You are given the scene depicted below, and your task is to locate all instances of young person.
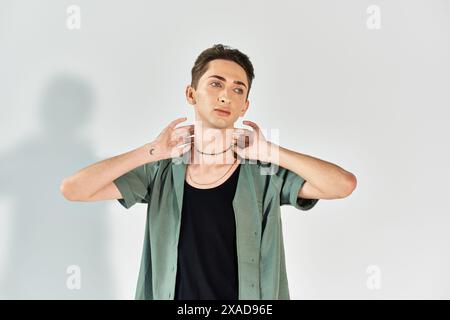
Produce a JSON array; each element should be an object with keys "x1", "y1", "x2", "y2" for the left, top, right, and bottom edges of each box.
[{"x1": 60, "y1": 44, "x2": 357, "y2": 300}]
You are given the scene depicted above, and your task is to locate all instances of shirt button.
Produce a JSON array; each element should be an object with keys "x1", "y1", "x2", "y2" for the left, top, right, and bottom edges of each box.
[
  {"x1": 251, "y1": 283, "x2": 255, "y2": 288},
  {"x1": 172, "y1": 265, "x2": 175, "y2": 271},
  {"x1": 251, "y1": 258, "x2": 254, "y2": 262},
  {"x1": 254, "y1": 231, "x2": 257, "y2": 236},
  {"x1": 169, "y1": 293, "x2": 172, "y2": 298}
]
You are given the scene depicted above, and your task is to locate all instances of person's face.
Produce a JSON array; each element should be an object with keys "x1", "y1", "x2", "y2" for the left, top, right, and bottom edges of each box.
[{"x1": 186, "y1": 59, "x2": 250, "y2": 129}]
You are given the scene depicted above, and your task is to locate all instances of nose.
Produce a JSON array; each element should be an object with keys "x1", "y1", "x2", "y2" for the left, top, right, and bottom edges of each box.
[{"x1": 218, "y1": 96, "x2": 230, "y2": 104}]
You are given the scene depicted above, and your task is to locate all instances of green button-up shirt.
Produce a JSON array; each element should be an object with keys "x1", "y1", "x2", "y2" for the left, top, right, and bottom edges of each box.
[{"x1": 113, "y1": 155, "x2": 319, "y2": 300}]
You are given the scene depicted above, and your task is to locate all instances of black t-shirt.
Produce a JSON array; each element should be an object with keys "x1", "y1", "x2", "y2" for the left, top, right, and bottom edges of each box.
[{"x1": 174, "y1": 164, "x2": 241, "y2": 300}]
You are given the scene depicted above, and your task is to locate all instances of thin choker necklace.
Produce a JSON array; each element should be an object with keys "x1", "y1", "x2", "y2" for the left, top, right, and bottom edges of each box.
[{"x1": 194, "y1": 142, "x2": 234, "y2": 155}]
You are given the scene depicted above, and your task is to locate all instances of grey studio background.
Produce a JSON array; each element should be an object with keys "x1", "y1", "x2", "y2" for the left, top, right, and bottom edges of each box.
[{"x1": 0, "y1": 0, "x2": 449, "y2": 299}]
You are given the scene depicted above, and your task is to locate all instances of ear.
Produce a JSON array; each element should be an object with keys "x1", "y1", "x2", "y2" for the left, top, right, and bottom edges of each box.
[
  {"x1": 185, "y1": 85, "x2": 196, "y2": 105},
  {"x1": 239, "y1": 100, "x2": 250, "y2": 116}
]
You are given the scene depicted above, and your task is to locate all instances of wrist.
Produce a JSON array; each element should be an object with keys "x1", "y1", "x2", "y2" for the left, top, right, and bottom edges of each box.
[
  {"x1": 139, "y1": 142, "x2": 161, "y2": 163},
  {"x1": 261, "y1": 142, "x2": 281, "y2": 165}
]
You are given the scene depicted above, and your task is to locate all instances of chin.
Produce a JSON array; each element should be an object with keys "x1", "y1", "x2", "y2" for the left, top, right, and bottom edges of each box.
[
  {"x1": 211, "y1": 122, "x2": 228, "y2": 129},
  {"x1": 215, "y1": 117, "x2": 236, "y2": 126}
]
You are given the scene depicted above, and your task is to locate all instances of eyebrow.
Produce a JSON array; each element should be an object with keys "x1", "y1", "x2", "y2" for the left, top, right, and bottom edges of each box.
[{"x1": 207, "y1": 75, "x2": 247, "y2": 89}]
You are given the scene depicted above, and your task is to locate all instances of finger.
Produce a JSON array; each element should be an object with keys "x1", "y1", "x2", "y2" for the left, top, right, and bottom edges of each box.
[
  {"x1": 175, "y1": 141, "x2": 194, "y2": 151},
  {"x1": 175, "y1": 135, "x2": 194, "y2": 147},
  {"x1": 179, "y1": 143, "x2": 192, "y2": 156},
  {"x1": 171, "y1": 131, "x2": 186, "y2": 141},
  {"x1": 172, "y1": 131, "x2": 194, "y2": 142},
  {"x1": 231, "y1": 144, "x2": 243, "y2": 158},
  {"x1": 232, "y1": 132, "x2": 251, "y2": 146},
  {"x1": 170, "y1": 134, "x2": 185, "y2": 147},
  {"x1": 176, "y1": 143, "x2": 193, "y2": 158},
  {"x1": 243, "y1": 120, "x2": 260, "y2": 131},
  {"x1": 173, "y1": 135, "x2": 186, "y2": 146},
  {"x1": 169, "y1": 117, "x2": 188, "y2": 129},
  {"x1": 234, "y1": 133, "x2": 250, "y2": 145},
  {"x1": 174, "y1": 124, "x2": 194, "y2": 132},
  {"x1": 232, "y1": 128, "x2": 245, "y2": 135},
  {"x1": 173, "y1": 125, "x2": 194, "y2": 136},
  {"x1": 171, "y1": 142, "x2": 188, "y2": 158},
  {"x1": 172, "y1": 126, "x2": 193, "y2": 137},
  {"x1": 232, "y1": 128, "x2": 252, "y2": 136},
  {"x1": 245, "y1": 135, "x2": 251, "y2": 146},
  {"x1": 232, "y1": 134, "x2": 245, "y2": 145},
  {"x1": 234, "y1": 137, "x2": 246, "y2": 148}
]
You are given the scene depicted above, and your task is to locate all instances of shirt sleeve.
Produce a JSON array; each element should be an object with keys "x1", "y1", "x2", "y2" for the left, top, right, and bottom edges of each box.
[
  {"x1": 275, "y1": 164, "x2": 319, "y2": 211},
  {"x1": 113, "y1": 160, "x2": 161, "y2": 209}
]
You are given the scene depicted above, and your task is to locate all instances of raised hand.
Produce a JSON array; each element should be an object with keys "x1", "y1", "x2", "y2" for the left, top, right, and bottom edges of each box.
[
  {"x1": 150, "y1": 117, "x2": 194, "y2": 160},
  {"x1": 231, "y1": 120, "x2": 276, "y2": 163}
]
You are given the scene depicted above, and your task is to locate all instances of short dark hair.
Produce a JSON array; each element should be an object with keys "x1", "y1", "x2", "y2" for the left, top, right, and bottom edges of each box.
[{"x1": 190, "y1": 44, "x2": 255, "y2": 100}]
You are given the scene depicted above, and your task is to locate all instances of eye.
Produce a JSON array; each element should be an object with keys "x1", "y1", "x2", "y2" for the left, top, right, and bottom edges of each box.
[{"x1": 211, "y1": 81, "x2": 244, "y2": 94}]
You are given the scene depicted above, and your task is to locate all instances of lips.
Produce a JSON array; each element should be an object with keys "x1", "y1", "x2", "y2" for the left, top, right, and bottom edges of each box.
[{"x1": 214, "y1": 108, "x2": 231, "y2": 115}]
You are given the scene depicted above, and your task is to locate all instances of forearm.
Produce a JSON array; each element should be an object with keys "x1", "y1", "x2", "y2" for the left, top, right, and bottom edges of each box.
[
  {"x1": 60, "y1": 142, "x2": 158, "y2": 200},
  {"x1": 269, "y1": 142, "x2": 356, "y2": 197}
]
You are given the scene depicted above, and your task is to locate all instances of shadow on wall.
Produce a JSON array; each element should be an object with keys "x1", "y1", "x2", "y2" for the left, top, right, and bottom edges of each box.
[{"x1": 0, "y1": 73, "x2": 116, "y2": 299}]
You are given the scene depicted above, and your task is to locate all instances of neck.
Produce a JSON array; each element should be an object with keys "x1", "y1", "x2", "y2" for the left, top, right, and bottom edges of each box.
[{"x1": 190, "y1": 124, "x2": 236, "y2": 166}]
